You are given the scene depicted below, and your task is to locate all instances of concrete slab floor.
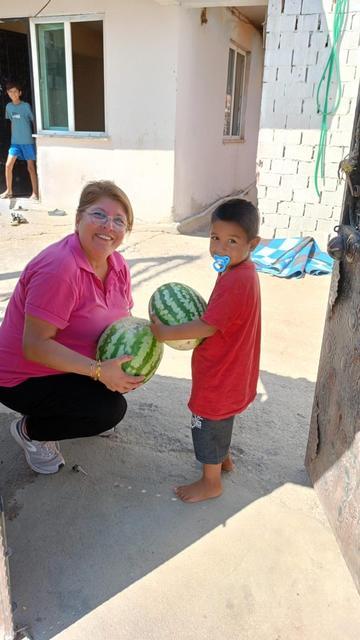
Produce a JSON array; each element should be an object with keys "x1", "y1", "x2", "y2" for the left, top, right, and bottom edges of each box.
[{"x1": 0, "y1": 209, "x2": 359, "y2": 639}]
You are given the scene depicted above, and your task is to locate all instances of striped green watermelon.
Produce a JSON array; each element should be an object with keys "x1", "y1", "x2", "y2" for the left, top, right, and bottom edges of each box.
[
  {"x1": 149, "y1": 282, "x2": 207, "y2": 351},
  {"x1": 96, "y1": 317, "x2": 164, "y2": 383}
]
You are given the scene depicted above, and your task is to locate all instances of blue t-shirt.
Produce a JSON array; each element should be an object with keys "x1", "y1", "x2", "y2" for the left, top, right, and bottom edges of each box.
[{"x1": 5, "y1": 101, "x2": 34, "y2": 145}]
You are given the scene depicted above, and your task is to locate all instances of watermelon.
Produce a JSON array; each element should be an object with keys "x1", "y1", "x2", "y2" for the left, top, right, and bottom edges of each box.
[
  {"x1": 96, "y1": 317, "x2": 164, "y2": 383},
  {"x1": 149, "y1": 282, "x2": 207, "y2": 351}
]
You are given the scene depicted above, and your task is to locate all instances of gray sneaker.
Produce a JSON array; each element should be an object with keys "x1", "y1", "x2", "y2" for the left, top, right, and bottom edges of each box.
[{"x1": 10, "y1": 418, "x2": 65, "y2": 474}]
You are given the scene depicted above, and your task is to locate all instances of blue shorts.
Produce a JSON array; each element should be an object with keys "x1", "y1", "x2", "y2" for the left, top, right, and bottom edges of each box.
[{"x1": 9, "y1": 144, "x2": 36, "y2": 161}]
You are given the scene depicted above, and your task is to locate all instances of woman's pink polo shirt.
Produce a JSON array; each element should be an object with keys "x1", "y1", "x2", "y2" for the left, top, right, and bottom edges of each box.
[{"x1": 0, "y1": 233, "x2": 133, "y2": 386}]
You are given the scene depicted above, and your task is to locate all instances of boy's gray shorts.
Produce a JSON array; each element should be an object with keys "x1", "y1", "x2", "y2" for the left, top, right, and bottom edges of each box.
[{"x1": 191, "y1": 414, "x2": 234, "y2": 464}]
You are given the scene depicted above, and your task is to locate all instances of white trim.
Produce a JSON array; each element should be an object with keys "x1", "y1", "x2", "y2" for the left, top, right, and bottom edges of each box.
[
  {"x1": 223, "y1": 44, "x2": 247, "y2": 140},
  {"x1": 29, "y1": 15, "x2": 105, "y2": 134},
  {"x1": 64, "y1": 21, "x2": 75, "y2": 131},
  {"x1": 29, "y1": 20, "x2": 42, "y2": 130},
  {"x1": 32, "y1": 14, "x2": 104, "y2": 24}
]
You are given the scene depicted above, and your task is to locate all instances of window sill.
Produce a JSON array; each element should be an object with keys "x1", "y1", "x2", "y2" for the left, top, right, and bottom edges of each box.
[
  {"x1": 34, "y1": 131, "x2": 110, "y2": 140},
  {"x1": 223, "y1": 137, "x2": 246, "y2": 144}
]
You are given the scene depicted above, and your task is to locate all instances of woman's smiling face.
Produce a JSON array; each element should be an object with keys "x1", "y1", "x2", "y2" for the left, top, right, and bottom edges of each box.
[{"x1": 76, "y1": 196, "x2": 128, "y2": 266}]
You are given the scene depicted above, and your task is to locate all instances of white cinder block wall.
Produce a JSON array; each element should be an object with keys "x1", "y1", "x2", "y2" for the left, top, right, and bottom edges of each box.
[{"x1": 257, "y1": 0, "x2": 360, "y2": 246}]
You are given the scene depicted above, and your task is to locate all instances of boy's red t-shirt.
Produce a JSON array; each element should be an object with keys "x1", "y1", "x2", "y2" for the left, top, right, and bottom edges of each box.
[{"x1": 188, "y1": 260, "x2": 261, "y2": 420}]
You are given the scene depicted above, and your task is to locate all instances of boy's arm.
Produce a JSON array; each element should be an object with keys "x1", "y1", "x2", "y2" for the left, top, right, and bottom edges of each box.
[{"x1": 150, "y1": 315, "x2": 216, "y2": 342}]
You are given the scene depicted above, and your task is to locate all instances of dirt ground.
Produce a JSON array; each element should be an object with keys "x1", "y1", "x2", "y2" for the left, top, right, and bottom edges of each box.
[{"x1": 0, "y1": 201, "x2": 359, "y2": 640}]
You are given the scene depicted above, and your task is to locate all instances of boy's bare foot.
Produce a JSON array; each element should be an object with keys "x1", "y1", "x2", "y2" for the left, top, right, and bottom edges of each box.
[
  {"x1": 174, "y1": 477, "x2": 223, "y2": 503},
  {"x1": 0, "y1": 191, "x2": 13, "y2": 199},
  {"x1": 29, "y1": 193, "x2": 38, "y2": 200},
  {"x1": 221, "y1": 454, "x2": 235, "y2": 473}
]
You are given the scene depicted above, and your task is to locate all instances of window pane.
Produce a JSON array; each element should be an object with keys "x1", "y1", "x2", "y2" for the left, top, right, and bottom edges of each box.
[
  {"x1": 36, "y1": 23, "x2": 68, "y2": 130},
  {"x1": 231, "y1": 52, "x2": 245, "y2": 137},
  {"x1": 71, "y1": 21, "x2": 105, "y2": 132},
  {"x1": 223, "y1": 48, "x2": 235, "y2": 136}
]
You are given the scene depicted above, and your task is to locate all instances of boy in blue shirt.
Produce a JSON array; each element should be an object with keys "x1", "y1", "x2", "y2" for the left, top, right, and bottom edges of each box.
[{"x1": 0, "y1": 80, "x2": 38, "y2": 200}]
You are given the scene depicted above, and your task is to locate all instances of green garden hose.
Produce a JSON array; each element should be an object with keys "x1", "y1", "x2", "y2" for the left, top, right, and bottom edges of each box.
[{"x1": 314, "y1": 0, "x2": 349, "y2": 197}]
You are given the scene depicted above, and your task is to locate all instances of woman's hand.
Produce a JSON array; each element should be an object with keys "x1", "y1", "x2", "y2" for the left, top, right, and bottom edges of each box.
[{"x1": 99, "y1": 356, "x2": 145, "y2": 393}]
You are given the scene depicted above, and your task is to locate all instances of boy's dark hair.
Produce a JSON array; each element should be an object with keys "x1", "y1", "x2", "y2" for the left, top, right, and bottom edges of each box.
[
  {"x1": 211, "y1": 198, "x2": 260, "y2": 240},
  {"x1": 5, "y1": 80, "x2": 22, "y2": 92}
]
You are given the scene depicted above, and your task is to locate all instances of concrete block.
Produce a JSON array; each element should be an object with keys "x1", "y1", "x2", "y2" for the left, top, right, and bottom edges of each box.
[
  {"x1": 283, "y1": 80, "x2": 315, "y2": 99},
  {"x1": 325, "y1": 146, "x2": 345, "y2": 163},
  {"x1": 263, "y1": 67, "x2": 278, "y2": 83},
  {"x1": 277, "y1": 201, "x2": 305, "y2": 216},
  {"x1": 319, "y1": 177, "x2": 340, "y2": 192},
  {"x1": 329, "y1": 130, "x2": 351, "y2": 147},
  {"x1": 265, "y1": 31, "x2": 281, "y2": 50},
  {"x1": 291, "y1": 66, "x2": 308, "y2": 83},
  {"x1": 293, "y1": 47, "x2": 318, "y2": 66},
  {"x1": 258, "y1": 128, "x2": 275, "y2": 144},
  {"x1": 301, "y1": 130, "x2": 320, "y2": 146},
  {"x1": 285, "y1": 145, "x2": 314, "y2": 161},
  {"x1": 336, "y1": 98, "x2": 352, "y2": 116},
  {"x1": 301, "y1": 97, "x2": 318, "y2": 115},
  {"x1": 257, "y1": 158, "x2": 272, "y2": 172},
  {"x1": 341, "y1": 65, "x2": 357, "y2": 81},
  {"x1": 267, "y1": 186, "x2": 293, "y2": 201},
  {"x1": 257, "y1": 185, "x2": 267, "y2": 199},
  {"x1": 260, "y1": 110, "x2": 288, "y2": 128},
  {"x1": 279, "y1": 31, "x2": 309, "y2": 50},
  {"x1": 281, "y1": 173, "x2": 309, "y2": 189},
  {"x1": 262, "y1": 81, "x2": 286, "y2": 100},
  {"x1": 316, "y1": 48, "x2": 332, "y2": 68},
  {"x1": 321, "y1": 188, "x2": 345, "y2": 205},
  {"x1": 306, "y1": 64, "x2": 325, "y2": 84},
  {"x1": 297, "y1": 161, "x2": 316, "y2": 177},
  {"x1": 261, "y1": 213, "x2": 279, "y2": 226},
  {"x1": 284, "y1": 0, "x2": 303, "y2": 14},
  {"x1": 276, "y1": 67, "x2": 297, "y2": 83},
  {"x1": 267, "y1": 0, "x2": 282, "y2": 16},
  {"x1": 302, "y1": 0, "x2": 324, "y2": 13},
  {"x1": 332, "y1": 204, "x2": 343, "y2": 224},
  {"x1": 301, "y1": 216, "x2": 317, "y2": 231},
  {"x1": 259, "y1": 224, "x2": 276, "y2": 239},
  {"x1": 258, "y1": 142, "x2": 285, "y2": 159},
  {"x1": 286, "y1": 113, "x2": 311, "y2": 128},
  {"x1": 271, "y1": 158, "x2": 298, "y2": 174},
  {"x1": 258, "y1": 199, "x2": 281, "y2": 214},
  {"x1": 275, "y1": 214, "x2": 291, "y2": 227},
  {"x1": 266, "y1": 14, "x2": 298, "y2": 32},
  {"x1": 350, "y1": 11, "x2": 360, "y2": 30},
  {"x1": 264, "y1": 48, "x2": 293, "y2": 67},
  {"x1": 311, "y1": 230, "x2": 332, "y2": 248},
  {"x1": 258, "y1": 173, "x2": 281, "y2": 187},
  {"x1": 297, "y1": 14, "x2": 322, "y2": 31},
  {"x1": 316, "y1": 218, "x2": 335, "y2": 232},
  {"x1": 346, "y1": 49, "x2": 360, "y2": 65},
  {"x1": 273, "y1": 129, "x2": 302, "y2": 144},
  {"x1": 293, "y1": 187, "x2": 320, "y2": 203},
  {"x1": 342, "y1": 80, "x2": 360, "y2": 98},
  {"x1": 341, "y1": 30, "x2": 360, "y2": 50},
  {"x1": 274, "y1": 227, "x2": 292, "y2": 238},
  {"x1": 309, "y1": 31, "x2": 329, "y2": 50},
  {"x1": 304, "y1": 203, "x2": 334, "y2": 220},
  {"x1": 324, "y1": 162, "x2": 343, "y2": 179}
]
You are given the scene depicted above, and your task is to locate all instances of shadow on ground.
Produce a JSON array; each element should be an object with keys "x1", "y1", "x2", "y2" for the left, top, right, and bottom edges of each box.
[{"x1": 0, "y1": 369, "x2": 313, "y2": 639}]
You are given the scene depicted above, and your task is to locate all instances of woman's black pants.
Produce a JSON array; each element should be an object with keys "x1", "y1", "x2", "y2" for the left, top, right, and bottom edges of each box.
[{"x1": 0, "y1": 374, "x2": 127, "y2": 441}]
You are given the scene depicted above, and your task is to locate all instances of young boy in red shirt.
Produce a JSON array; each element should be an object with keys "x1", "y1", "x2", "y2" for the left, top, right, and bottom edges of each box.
[{"x1": 150, "y1": 198, "x2": 261, "y2": 503}]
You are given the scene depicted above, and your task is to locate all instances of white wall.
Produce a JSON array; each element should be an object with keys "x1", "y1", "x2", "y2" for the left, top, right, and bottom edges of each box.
[
  {"x1": 173, "y1": 7, "x2": 264, "y2": 220},
  {"x1": 257, "y1": 0, "x2": 360, "y2": 246},
  {"x1": 1, "y1": 0, "x2": 179, "y2": 221}
]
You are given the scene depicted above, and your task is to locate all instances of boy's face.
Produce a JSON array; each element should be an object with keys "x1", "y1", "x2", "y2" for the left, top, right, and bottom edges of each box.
[
  {"x1": 210, "y1": 219, "x2": 260, "y2": 271},
  {"x1": 7, "y1": 87, "x2": 22, "y2": 103}
]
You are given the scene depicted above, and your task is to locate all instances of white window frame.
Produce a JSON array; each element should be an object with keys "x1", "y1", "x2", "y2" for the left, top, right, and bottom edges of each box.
[
  {"x1": 223, "y1": 44, "x2": 247, "y2": 141},
  {"x1": 30, "y1": 14, "x2": 106, "y2": 136}
]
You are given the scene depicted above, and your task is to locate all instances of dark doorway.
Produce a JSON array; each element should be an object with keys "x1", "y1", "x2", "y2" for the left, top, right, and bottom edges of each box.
[{"x1": 0, "y1": 19, "x2": 34, "y2": 197}]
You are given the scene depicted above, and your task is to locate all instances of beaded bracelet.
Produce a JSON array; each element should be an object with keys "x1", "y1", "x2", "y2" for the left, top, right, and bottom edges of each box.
[{"x1": 90, "y1": 359, "x2": 102, "y2": 381}]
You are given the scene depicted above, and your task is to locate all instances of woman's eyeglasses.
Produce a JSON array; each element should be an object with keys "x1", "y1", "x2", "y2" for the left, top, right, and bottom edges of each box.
[{"x1": 87, "y1": 211, "x2": 127, "y2": 230}]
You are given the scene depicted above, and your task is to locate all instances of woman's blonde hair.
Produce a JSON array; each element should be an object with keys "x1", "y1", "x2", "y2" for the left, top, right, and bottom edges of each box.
[{"x1": 76, "y1": 180, "x2": 134, "y2": 231}]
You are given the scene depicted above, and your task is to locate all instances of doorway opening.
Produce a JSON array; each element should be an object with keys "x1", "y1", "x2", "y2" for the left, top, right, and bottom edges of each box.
[{"x1": 0, "y1": 18, "x2": 35, "y2": 197}]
